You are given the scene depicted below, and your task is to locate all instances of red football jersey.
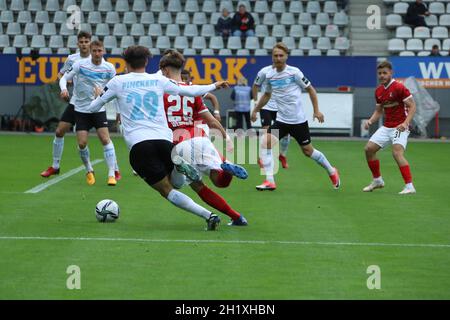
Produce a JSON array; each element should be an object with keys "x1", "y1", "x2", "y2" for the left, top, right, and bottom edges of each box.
[
  {"x1": 163, "y1": 82, "x2": 209, "y2": 144},
  {"x1": 375, "y1": 80, "x2": 412, "y2": 128}
]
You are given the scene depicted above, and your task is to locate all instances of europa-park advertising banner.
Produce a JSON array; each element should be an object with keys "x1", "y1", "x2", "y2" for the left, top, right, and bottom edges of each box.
[
  {"x1": 390, "y1": 56, "x2": 450, "y2": 89},
  {"x1": 0, "y1": 54, "x2": 377, "y2": 88}
]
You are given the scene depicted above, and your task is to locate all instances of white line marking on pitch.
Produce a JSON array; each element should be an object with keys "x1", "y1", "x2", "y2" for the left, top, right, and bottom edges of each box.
[
  {"x1": 24, "y1": 159, "x2": 104, "y2": 194},
  {"x1": 0, "y1": 236, "x2": 449, "y2": 249}
]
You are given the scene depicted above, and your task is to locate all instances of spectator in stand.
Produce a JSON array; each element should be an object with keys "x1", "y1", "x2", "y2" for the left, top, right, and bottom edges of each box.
[
  {"x1": 215, "y1": 8, "x2": 233, "y2": 41},
  {"x1": 232, "y1": 4, "x2": 255, "y2": 38},
  {"x1": 337, "y1": 0, "x2": 348, "y2": 11},
  {"x1": 231, "y1": 77, "x2": 253, "y2": 130},
  {"x1": 430, "y1": 44, "x2": 441, "y2": 56},
  {"x1": 405, "y1": 0, "x2": 430, "y2": 27}
]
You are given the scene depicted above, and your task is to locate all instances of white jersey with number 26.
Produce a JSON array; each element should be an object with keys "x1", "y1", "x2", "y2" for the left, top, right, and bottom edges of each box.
[{"x1": 88, "y1": 72, "x2": 217, "y2": 150}]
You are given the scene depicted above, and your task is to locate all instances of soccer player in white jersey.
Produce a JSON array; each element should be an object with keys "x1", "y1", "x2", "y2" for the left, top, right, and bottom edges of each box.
[
  {"x1": 59, "y1": 40, "x2": 120, "y2": 186},
  {"x1": 252, "y1": 65, "x2": 291, "y2": 169},
  {"x1": 40, "y1": 31, "x2": 94, "y2": 177},
  {"x1": 88, "y1": 45, "x2": 229, "y2": 230},
  {"x1": 251, "y1": 42, "x2": 340, "y2": 191}
]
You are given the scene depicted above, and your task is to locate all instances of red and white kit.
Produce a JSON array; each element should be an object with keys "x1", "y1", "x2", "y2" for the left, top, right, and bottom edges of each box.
[
  {"x1": 164, "y1": 82, "x2": 223, "y2": 181},
  {"x1": 370, "y1": 79, "x2": 412, "y2": 149}
]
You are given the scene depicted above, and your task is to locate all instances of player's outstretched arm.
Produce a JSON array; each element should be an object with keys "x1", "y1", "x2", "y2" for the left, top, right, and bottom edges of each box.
[
  {"x1": 397, "y1": 97, "x2": 416, "y2": 132},
  {"x1": 164, "y1": 80, "x2": 229, "y2": 97},
  {"x1": 251, "y1": 91, "x2": 271, "y2": 122},
  {"x1": 306, "y1": 85, "x2": 324, "y2": 123},
  {"x1": 88, "y1": 80, "x2": 118, "y2": 113},
  {"x1": 364, "y1": 104, "x2": 383, "y2": 130}
]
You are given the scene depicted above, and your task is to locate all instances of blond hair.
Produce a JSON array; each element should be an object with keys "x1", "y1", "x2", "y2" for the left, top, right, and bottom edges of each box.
[{"x1": 272, "y1": 42, "x2": 289, "y2": 55}]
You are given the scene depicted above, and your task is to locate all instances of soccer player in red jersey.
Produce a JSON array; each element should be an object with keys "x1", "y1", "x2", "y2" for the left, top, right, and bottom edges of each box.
[
  {"x1": 363, "y1": 61, "x2": 417, "y2": 194},
  {"x1": 160, "y1": 51, "x2": 248, "y2": 226}
]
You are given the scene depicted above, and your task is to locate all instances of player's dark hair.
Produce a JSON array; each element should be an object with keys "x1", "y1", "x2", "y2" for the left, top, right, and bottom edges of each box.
[
  {"x1": 377, "y1": 61, "x2": 392, "y2": 70},
  {"x1": 77, "y1": 30, "x2": 91, "y2": 40},
  {"x1": 123, "y1": 45, "x2": 151, "y2": 69},
  {"x1": 90, "y1": 40, "x2": 104, "y2": 48},
  {"x1": 181, "y1": 69, "x2": 191, "y2": 82},
  {"x1": 273, "y1": 42, "x2": 289, "y2": 55},
  {"x1": 159, "y1": 50, "x2": 185, "y2": 71},
  {"x1": 162, "y1": 49, "x2": 178, "y2": 56}
]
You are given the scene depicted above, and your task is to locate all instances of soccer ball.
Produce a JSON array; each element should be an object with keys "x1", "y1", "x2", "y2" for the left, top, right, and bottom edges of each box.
[{"x1": 95, "y1": 199, "x2": 120, "y2": 222}]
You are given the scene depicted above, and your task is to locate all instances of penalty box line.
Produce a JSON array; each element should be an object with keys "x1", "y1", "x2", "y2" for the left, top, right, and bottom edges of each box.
[
  {"x1": 0, "y1": 236, "x2": 449, "y2": 249},
  {"x1": 24, "y1": 159, "x2": 104, "y2": 194}
]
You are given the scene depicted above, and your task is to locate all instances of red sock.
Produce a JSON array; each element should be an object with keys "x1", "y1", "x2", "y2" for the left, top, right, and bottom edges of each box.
[
  {"x1": 212, "y1": 169, "x2": 232, "y2": 188},
  {"x1": 399, "y1": 165, "x2": 412, "y2": 184},
  {"x1": 198, "y1": 186, "x2": 241, "y2": 220},
  {"x1": 367, "y1": 159, "x2": 381, "y2": 178}
]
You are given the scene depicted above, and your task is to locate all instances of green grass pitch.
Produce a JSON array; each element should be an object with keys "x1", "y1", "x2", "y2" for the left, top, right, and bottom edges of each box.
[{"x1": 0, "y1": 134, "x2": 449, "y2": 299}]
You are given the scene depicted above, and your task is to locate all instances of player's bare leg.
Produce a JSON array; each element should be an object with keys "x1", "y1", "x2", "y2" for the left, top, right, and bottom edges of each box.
[
  {"x1": 77, "y1": 130, "x2": 95, "y2": 185},
  {"x1": 363, "y1": 141, "x2": 384, "y2": 192},
  {"x1": 392, "y1": 144, "x2": 415, "y2": 194},
  {"x1": 301, "y1": 143, "x2": 340, "y2": 189},
  {"x1": 151, "y1": 176, "x2": 220, "y2": 230},
  {"x1": 40, "y1": 121, "x2": 72, "y2": 177},
  {"x1": 97, "y1": 127, "x2": 119, "y2": 186},
  {"x1": 256, "y1": 132, "x2": 277, "y2": 191},
  {"x1": 190, "y1": 181, "x2": 247, "y2": 226}
]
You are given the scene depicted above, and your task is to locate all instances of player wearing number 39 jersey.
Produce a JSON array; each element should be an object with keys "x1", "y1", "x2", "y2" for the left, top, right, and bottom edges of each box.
[
  {"x1": 363, "y1": 60, "x2": 417, "y2": 195},
  {"x1": 159, "y1": 50, "x2": 248, "y2": 226},
  {"x1": 89, "y1": 45, "x2": 230, "y2": 231}
]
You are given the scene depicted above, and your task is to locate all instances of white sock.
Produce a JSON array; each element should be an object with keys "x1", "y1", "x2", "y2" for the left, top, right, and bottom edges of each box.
[
  {"x1": 52, "y1": 137, "x2": 64, "y2": 169},
  {"x1": 311, "y1": 149, "x2": 334, "y2": 175},
  {"x1": 103, "y1": 141, "x2": 116, "y2": 177},
  {"x1": 406, "y1": 182, "x2": 414, "y2": 189},
  {"x1": 167, "y1": 189, "x2": 211, "y2": 220},
  {"x1": 280, "y1": 135, "x2": 290, "y2": 157},
  {"x1": 259, "y1": 147, "x2": 275, "y2": 183},
  {"x1": 79, "y1": 146, "x2": 93, "y2": 172},
  {"x1": 374, "y1": 176, "x2": 384, "y2": 183}
]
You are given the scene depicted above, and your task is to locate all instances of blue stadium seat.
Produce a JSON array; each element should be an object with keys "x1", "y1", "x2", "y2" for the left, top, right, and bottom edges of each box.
[
  {"x1": 24, "y1": 23, "x2": 39, "y2": 36},
  {"x1": 130, "y1": 24, "x2": 145, "y2": 37},
  {"x1": 138, "y1": 36, "x2": 153, "y2": 48},
  {"x1": 28, "y1": 0, "x2": 42, "y2": 12},
  {"x1": 17, "y1": 11, "x2": 32, "y2": 24}
]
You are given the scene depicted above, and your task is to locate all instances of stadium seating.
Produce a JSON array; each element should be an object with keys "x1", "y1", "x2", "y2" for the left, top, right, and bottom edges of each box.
[
  {"x1": 0, "y1": 0, "x2": 351, "y2": 56},
  {"x1": 385, "y1": 0, "x2": 450, "y2": 56}
]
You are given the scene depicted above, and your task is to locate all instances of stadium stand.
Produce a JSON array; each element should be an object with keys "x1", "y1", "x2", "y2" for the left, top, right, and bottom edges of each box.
[
  {"x1": 385, "y1": 0, "x2": 450, "y2": 56},
  {"x1": 0, "y1": 0, "x2": 351, "y2": 56}
]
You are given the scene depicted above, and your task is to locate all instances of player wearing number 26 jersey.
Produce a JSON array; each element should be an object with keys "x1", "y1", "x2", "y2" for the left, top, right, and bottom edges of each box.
[
  {"x1": 159, "y1": 51, "x2": 248, "y2": 226},
  {"x1": 363, "y1": 60, "x2": 417, "y2": 195}
]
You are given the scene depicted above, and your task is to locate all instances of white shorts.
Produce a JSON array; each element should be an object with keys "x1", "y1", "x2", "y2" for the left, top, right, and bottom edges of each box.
[
  {"x1": 170, "y1": 137, "x2": 223, "y2": 187},
  {"x1": 369, "y1": 126, "x2": 410, "y2": 150}
]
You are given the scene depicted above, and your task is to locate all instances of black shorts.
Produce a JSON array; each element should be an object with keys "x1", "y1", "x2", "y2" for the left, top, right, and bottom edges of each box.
[
  {"x1": 260, "y1": 109, "x2": 277, "y2": 127},
  {"x1": 60, "y1": 104, "x2": 76, "y2": 125},
  {"x1": 129, "y1": 140, "x2": 175, "y2": 186},
  {"x1": 268, "y1": 121, "x2": 312, "y2": 146},
  {"x1": 75, "y1": 111, "x2": 108, "y2": 131}
]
